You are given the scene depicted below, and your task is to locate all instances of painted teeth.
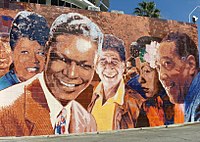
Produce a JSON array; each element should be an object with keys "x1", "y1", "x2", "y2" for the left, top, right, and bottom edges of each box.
[
  {"x1": 104, "y1": 75, "x2": 114, "y2": 78},
  {"x1": 60, "y1": 81, "x2": 75, "y2": 87},
  {"x1": 27, "y1": 68, "x2": 37, "y2": 72},
  {"x1": 0, "y1": 59, "x2": 6, "y2": 61}
]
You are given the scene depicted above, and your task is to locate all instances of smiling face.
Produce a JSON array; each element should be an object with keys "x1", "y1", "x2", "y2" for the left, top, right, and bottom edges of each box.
[
  {"x1": 45, "y1": 34, "x2": 97, "y2": 103},
  {"x1": 156, "y1": 41, "x2": 195, "y2": 104},
  {"x1": 0, "y1": 38, "x2": 12, "y2": 72},
  {"x1": 139, "y1": 62, "x2": 160, "y2": 98},
  {"x1": 13, "y1": 37, "x2": 46, "y2": 81},
  {"x1": 96, "y1": 50, "x2": 125, "y2": 88}
]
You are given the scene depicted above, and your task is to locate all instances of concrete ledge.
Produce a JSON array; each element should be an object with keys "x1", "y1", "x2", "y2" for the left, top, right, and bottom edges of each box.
[{"x1": 0, "y1": 121, "x2": 199, "y2": 142}]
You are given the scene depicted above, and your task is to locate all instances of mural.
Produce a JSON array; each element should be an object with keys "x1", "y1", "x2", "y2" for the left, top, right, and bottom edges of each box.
[
  {"x1": 0, "y1": 2, "x2": 199, "y2": 137},
  {"x1": 0, "y1": 11, "x2": 49, "y2": 90},
  {"x1": 156, "y1": 32, "x2": 200, "y2": 122},
  {"x1": 0, "y1": 15, "x2": 13, "y2": 78},
  {"x1": 88, "y1": 34, "x2": 144, "y2": 130}
]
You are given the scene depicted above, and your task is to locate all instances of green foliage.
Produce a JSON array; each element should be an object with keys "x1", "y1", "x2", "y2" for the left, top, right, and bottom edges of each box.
[{"x1": 133, "y1": 1, "x2": 161, "y2": 18}]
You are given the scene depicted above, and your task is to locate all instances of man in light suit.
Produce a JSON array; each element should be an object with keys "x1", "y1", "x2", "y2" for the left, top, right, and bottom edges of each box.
[{"x1": 0, "y1": 12, "x2": 103, "y2": 136}]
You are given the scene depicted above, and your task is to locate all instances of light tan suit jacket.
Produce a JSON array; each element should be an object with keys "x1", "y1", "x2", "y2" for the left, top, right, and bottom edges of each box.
[{"x1": 0, "y1": 77, "x2": 96, "y2": 136}]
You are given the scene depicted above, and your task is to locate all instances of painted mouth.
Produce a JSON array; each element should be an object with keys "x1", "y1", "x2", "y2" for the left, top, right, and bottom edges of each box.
[
  {"x1": 0, "y1": 58, "x2": 9, "y2": 64},
  {"x1": 26, "y1": 67, "x2": 39, "y2": 73},
  {"x1": 60, "y1": 80, "x2": 82, "y2": 87},
  {"x1": 0, "y1": 58, "x2": 7, "y2": 62},
  {"x1": 141, "y1": 87, "x2": 149, "y2": 93},
  {"x1": 104, "y1": 74, "x2": 116, "y2": 79}
]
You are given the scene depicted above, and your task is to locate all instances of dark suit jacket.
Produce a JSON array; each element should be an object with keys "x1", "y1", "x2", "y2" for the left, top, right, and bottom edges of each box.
[{"x1": 0, "y1": 78, "x2": 96, "y2": 136}]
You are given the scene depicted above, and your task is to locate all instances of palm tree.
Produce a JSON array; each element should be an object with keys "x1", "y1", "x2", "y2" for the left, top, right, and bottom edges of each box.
[{"x1": 133, "y1": 1, "x2": 160, "y2": 18}]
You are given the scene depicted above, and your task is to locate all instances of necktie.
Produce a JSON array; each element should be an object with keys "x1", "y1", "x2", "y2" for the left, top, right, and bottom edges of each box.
[{"x1": 55, "y1": 108, "x2": 68, "y2": 134}]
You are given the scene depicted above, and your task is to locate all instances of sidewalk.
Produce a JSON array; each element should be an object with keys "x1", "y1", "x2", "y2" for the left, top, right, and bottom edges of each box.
[{"x1": 0, "y1": 122, "x2": 200, "y2": 142}]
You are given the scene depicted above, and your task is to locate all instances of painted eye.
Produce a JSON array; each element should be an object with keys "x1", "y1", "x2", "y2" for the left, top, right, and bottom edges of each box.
[
  {"x1": 164, "y1": 61, "x2": 172, "y2": 67},
  {"x1": 37, "y1": 52, "x2": 45, "y2": 56},
  {"x1": 61, "y1": 57, "x2": 67, "y2": 62},
  {"x1": 60, "y1": 57, "x2": 71, "y2": 64},
  {"x1": 80, "y1": 63, "x2": 92, "y2": 70},
  {"x1": 145, "y1": 70, "x2": 150, "y2": 73},
  {"x1": 112, "y1": 61, "x2": 118, "y2": 65},
  {"x1": 100, "y1": 60, "x2": 106, "y2": 65},
  {"x1": 161, "y1": 59, "x2": 174, "y2": 70},
  {"x1": 21, "y1": 51, "x2": 29, "y2": 54},
  {"x1": 143, "y1": 69, "x2": 151, "y2": 74}
]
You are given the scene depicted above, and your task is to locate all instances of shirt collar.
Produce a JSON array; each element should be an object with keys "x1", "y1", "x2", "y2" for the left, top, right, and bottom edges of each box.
[
  {"x1": 38, "y1": 72, "x2": 72, "y2": 129},
  {"x1": 10, "y1": 69, "x2": 21, "y2": 83},
  {"x1": 94, "y1": 79, "x2": 125, "y2": 105}
]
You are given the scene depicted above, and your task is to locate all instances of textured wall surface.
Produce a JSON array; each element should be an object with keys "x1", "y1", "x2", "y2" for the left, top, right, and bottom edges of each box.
[{"x1": 0, "y1": 2, "x2": 199, "y2": 137}]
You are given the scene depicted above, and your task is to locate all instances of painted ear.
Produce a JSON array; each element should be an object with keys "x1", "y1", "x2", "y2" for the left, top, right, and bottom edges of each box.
[{"x1": 186, "y1": 55, "x2": 197, "y2": 75}]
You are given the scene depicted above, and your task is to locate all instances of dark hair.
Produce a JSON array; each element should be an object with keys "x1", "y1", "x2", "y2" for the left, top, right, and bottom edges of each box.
[
  {"x1": 130, "y1": 36, "x2": 162, "y2": 58},
  {"x1": 10, "y1": 11, "x2": 50, "y2": 51},
  {"x1": 162, "y1": 32, "x2": 199, "y2": 68},
  {"x1": 102, "y1": 34, "x2": 126, "y2": 61}
]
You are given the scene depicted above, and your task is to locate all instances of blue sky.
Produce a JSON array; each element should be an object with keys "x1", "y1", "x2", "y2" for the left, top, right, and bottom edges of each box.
[
  {"x1": 109, "y1": 0, "x2": 200, "y2": 23},
  {"x1": 109, "y1": 0, "x2": 200, "y2": 46}
]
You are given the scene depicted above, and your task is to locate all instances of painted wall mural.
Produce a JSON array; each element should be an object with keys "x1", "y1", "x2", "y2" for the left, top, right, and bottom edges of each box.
[{"x1": 0, "y1": 2, "x2": 199, "y2": 137}]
